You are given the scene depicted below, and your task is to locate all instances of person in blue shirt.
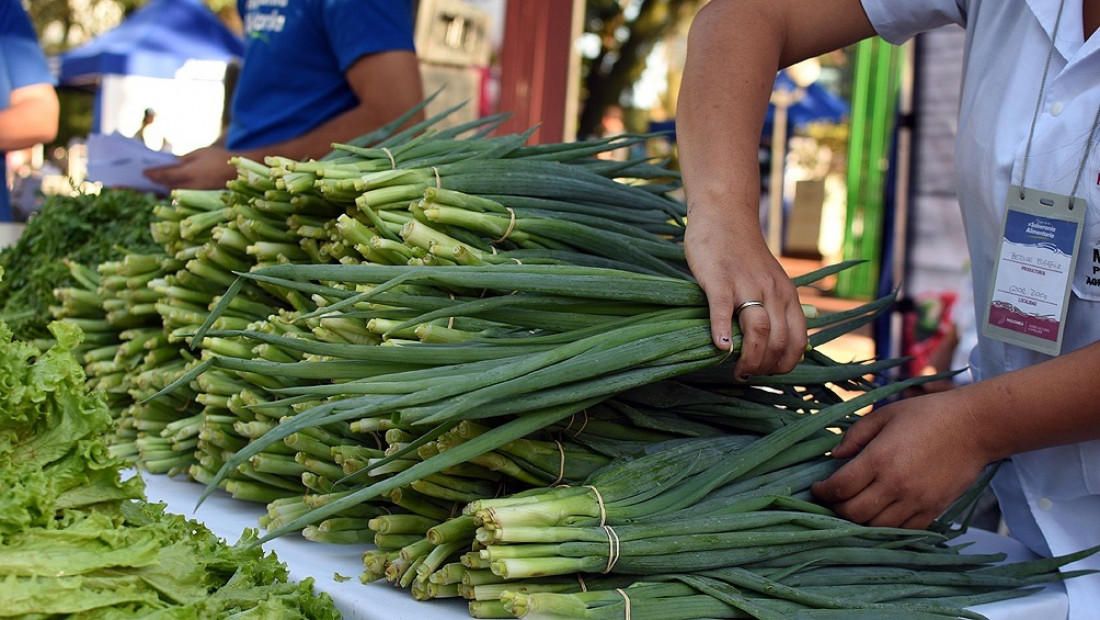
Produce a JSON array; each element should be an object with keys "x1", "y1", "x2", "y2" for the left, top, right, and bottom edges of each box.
[
  {"x1": 0, "y1": 0, "x2": 59, "y2": 221},
  {"x1": 146, "y1": 0, "x2": 423, "y2": 190}
]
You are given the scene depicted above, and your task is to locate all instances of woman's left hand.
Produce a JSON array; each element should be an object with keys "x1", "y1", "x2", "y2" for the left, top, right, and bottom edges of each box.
[{"x1": 811, "y1": 391, "x2": 992, "y2": 529}]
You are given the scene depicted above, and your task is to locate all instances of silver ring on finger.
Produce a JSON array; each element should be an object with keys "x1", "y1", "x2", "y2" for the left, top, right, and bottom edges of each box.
[{"x1": 733, "y1": 300, "x2": 765, "y2": 321}]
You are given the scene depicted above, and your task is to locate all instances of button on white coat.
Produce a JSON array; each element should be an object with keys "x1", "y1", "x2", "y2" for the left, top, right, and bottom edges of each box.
[
  {"x1": 1050, "y1": 101, "x2": 1064, "y2": 116},
  {"x1": 1038, "y1": 497, "x2": 1054, "y2": 511}
]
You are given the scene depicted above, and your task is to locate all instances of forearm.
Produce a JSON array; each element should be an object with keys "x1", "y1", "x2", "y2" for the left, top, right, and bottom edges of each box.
[
  {"x1": 677, "y1": 0, "x2": 873, "y2": 225},
  {"x1": 678, "y1": 1, "x2": 781, "y2": 227},
  {"x1": 0, "y1": 85, "x2": 59, "y2": 151},
  {"x1": 234, "y1": 104, "x2": 390, "y2": 164},
  {"x1": 957, "y1": 341, "x2": 1100, "y2": 462}
]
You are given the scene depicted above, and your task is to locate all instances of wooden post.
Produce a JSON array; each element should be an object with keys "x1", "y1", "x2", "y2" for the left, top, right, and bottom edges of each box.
[{"x1": 495, "y1": 0, "x2": 582, "y2": 143}]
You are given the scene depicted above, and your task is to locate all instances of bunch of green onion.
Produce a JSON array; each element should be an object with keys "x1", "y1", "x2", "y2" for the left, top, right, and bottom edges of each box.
[
  {"x1": 48, "y1": 96, "x2": 1091, "y2": 618},
  {"x1": 128, "y1": 101, "x2": 690, "y2": 510}
]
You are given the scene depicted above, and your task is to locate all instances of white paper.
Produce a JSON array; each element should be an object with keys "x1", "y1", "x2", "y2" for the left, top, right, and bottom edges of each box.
[{"x1": 85, "y1": 132, "x2": 179, "y2": 194}]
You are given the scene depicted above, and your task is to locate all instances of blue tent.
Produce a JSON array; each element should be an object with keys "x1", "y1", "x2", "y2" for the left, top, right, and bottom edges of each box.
[
  {"x1": 763, "y1": 70, "x2": 849, "y2": 133},
  {"x1": 647, "y1": 70, "x2": 848, "y2": 142},
  {"x1": 58, "y1": 0, "x2": 242, "y2": 86}
]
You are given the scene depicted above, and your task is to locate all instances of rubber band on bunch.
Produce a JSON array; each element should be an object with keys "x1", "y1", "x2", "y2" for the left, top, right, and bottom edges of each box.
[
  {"x1": 572, "y1": 410, "x2": 590, "y2": 437},
  {"x1": 493, "y1": 208, "x2": 517, "y2": 243},
  {"x1": 560, "y1": 410, "x2": 591, "y2": 438},
  {"x1": 616, "y1": 588, "x2": 632, "y2": 620},
  {"x1": 603, "y1": 525, "x2": 621, "y2": 574},
  {"x1": 585, "y1": 484, "x2": 608, "y2": 527},
  {"x1": 550, "y1": 440, "x2": 567, "y2": 486}
]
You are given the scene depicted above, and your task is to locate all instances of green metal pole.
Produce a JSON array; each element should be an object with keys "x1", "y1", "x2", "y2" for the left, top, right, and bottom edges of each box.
[{"x1": 836, "y1": 38, "x2": 903, "y2": 299}]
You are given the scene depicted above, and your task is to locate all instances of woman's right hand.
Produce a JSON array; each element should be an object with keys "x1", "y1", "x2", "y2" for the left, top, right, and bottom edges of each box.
[
  {"x1": 684, "y1": 207, "x2": 807, "y2": 380},
  {"x1": 676, "y1": 0, "x2": 872, "y2": 381}
]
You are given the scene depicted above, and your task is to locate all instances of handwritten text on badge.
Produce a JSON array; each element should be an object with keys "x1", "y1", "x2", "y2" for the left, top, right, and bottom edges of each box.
[{"x1": 988, "y1": 211, "x2": 1076, "y2": 342}]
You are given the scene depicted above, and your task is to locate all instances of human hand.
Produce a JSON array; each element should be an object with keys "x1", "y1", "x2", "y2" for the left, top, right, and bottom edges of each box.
[
  {"x1": 143, "y1": 146, "x2": 235, "y2": 190},
  {"x1": 684, "y1": 211, "x2": 807, "y2": 379},
  {"x1": 811, "y1": 391, "x2": 991, "y2": 529}
]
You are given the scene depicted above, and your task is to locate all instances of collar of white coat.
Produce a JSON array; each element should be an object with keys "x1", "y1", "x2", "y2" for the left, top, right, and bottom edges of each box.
[{"x1": 1023, "y1": 0, "x2": 1100, "y2": 64}]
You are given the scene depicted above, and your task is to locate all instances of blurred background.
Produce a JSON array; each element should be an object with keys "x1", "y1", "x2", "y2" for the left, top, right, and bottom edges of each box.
[{"x1": 11, "y1": 0, "x2": 971, "y2": 366}]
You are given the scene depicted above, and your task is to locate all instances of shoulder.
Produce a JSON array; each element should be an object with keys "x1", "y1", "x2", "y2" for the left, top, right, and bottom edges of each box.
[
  {"x1": 0, "y1": 0, "x2": 38, "y2": 38},
  {"x1": 861, "y1": 0, "x2": 971, "y2": 44},
  {"x1": 0, "y1": 3, "x2": 54, "y2": 88},
  {"x1": 319, "y1": 0, "x2": 416, "y2": 62},
  {"x1": 319, "y1": 0, "x2": 415, "y2": 20}
]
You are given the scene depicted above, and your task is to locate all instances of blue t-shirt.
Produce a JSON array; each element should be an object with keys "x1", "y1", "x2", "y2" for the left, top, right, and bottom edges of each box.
[
  {"x1": 0, "y1": 0, "x2": 55, "y2": 221},
  {"x1": 227, "y1": 0, "x2": 416, "y2": 151}
]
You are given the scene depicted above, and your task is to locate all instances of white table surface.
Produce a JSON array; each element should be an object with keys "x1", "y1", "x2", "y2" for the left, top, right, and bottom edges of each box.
[
  {"x1": 139, "y1": 472, "x2": 470, "y2": 620},
  {"x1": 140, "y1": 472, "x2": 1067, "y2": 620}
]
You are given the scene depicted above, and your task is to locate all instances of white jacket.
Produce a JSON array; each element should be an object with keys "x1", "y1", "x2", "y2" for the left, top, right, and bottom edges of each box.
[{"x1": 863, "y1": 0, "x2": 1100, "y2": 617}]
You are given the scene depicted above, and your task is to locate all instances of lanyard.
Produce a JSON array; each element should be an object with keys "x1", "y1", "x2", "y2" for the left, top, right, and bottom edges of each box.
[
  {"x1": 1018, "y1": 0, "x2": 1100, "y2": 207},
  {"x1": 982, "y1": 0, "x2": 1100, "y2": 355}
]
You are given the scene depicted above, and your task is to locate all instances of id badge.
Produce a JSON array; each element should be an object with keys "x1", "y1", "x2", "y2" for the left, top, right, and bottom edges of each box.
[{"x1": 983, "y1": 185, "x2": 1085, "y2": 356}]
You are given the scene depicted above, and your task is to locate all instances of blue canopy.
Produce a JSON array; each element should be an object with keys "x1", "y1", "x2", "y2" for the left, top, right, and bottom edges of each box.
[
  {"x1": 647, "y1": 70, "x2": 848, "y2": 142},
  {"x1": 58, "y1": 0, "x2": 243, "y2": 86},
  {"x1": 764, "y1": 70, "x2": 849, "y2": 132}
]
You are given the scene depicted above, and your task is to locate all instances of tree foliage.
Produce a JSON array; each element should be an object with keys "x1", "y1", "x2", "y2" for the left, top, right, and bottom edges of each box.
[
  {"x1": 25, "y1": 0, "x2": 238, "y2": 53},
  {"x1": 578, "y1": 0, "x2": 704, "y2": 138},
  {"x1": 27, "y1": 0, "x2": 701, "y2": 147}
]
